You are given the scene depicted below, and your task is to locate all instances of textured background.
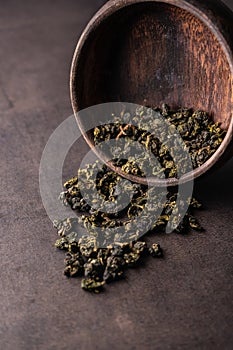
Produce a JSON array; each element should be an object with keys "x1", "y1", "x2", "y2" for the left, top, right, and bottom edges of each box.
[{"x1": 0, "y1": 1, "x2": 232, "y2": 349}]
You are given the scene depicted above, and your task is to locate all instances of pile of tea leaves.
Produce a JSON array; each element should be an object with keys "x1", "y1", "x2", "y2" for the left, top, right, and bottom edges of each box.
[
  {"x1": 55, "y1": 161, "x2": 203, "y2": 293},
  {"x1": 53, "y1": 105, "x2": 225, "y2": 293},
  {"x1": 93, "y1": 105, "x2": 226, "y2": 178}
]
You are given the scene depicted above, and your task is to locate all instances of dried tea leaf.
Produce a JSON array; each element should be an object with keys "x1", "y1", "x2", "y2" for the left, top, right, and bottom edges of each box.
[
  {"x1": 149, "y1": 244, "x2": 163, "y2": 258},
  {"x1": 81, "y1": 278, "x2": 105, "y2": 293}
]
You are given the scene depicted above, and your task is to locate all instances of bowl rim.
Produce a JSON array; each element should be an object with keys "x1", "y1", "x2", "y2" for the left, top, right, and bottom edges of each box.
[{"x1": 70, "y1": 0, "x2": 233, "y2": 187}]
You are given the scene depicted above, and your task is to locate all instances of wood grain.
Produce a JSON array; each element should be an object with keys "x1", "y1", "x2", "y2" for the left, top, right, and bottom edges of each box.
[{"x1": 71, "y1": 0, "x2": 233, "y2": 185}]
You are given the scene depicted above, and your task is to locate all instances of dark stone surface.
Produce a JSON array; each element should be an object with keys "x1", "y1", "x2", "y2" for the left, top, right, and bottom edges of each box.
[{"x1": 0, "y1": 1, "x2": 232, "y2": 349}]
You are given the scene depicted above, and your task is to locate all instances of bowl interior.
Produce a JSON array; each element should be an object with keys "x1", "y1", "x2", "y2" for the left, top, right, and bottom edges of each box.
[
  {"x1": 71, "y1": 1, "x2": 232, "y2": 185},
  {"x1": 72, "y1": 2, "x2": 232, "y2": 126}
]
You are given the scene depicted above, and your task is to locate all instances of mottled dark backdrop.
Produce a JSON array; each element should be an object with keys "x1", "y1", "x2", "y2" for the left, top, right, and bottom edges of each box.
[{"x1": 0, "y1": 1, "x2": 232, "y2": 350}]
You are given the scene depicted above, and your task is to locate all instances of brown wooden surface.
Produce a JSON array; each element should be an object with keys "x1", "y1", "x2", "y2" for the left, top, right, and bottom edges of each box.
[
  {"x1": 72, "y1": 0, "x2": 233, "y2": 124},
  {"x1": 0, "y1": 1, "x2": 233, "y2": 349}
]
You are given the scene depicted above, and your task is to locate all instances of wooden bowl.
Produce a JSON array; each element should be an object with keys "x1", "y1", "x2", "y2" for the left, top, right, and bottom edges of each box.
[{"x1": 70, "y1": 0, "x2": 233, "y2": 186}]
